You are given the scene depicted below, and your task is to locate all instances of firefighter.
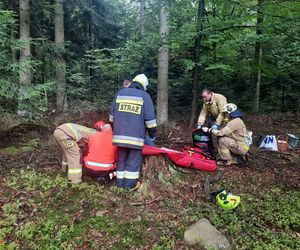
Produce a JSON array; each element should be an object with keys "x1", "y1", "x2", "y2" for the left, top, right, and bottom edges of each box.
[
  {"x1": 197, "y1": 89, "x2": 227, "y2": 130},
  {"x1": 123, "y1": 79, "x2": 131, "y2": 88},
  {"x1": 53, "y1": 123, "x2": 96, "y2": 183},
  {"x1": 83, "y1": 122, "x2": 117, "y2": 183},
  {"x1": 202, "y1": 103, "x2": 249, "y2": 166},
  {"x1": 109, "y1": 73, "x2": 157, "y2": 190}
]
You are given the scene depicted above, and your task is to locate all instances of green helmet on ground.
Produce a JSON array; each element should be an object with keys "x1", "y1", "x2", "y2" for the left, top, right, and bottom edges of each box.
[{"x1": 216, "y1": 190, "x2": 241, "y2": 210}]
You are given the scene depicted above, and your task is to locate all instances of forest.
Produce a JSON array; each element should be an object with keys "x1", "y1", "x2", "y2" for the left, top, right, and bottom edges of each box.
[{"x1": 0, "y1": 0, "x2": 299, "y2": 249}]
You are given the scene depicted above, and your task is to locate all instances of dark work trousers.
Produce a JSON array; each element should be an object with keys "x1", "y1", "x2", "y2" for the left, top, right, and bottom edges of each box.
[
  {"x1": 116, "y1": 147, "x2": 142, "y2": 188},
  {"x1": 207, "y1": 115, "x2": 215, "y2": 127},
  {"x1": 83, "y1": 167, "x2": 111, "y2": 178}
]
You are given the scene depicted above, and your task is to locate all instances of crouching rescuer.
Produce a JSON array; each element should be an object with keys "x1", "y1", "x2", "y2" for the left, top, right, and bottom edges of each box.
[
  {"x1": 53, "y1": 123, "x2": 96, "y2": 184},
  {"x1": 109, "y1": 74, "x2": 157, "y2": 190},
  {"x1": 83, "y1": 122, "x2": 117, "y2": 182},
  {"x1": 203, "y1": 103, "x2": 249, "y2": 166}
]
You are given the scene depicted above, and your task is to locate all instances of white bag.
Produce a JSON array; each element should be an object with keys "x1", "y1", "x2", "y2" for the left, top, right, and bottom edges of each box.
[
  {"x1": 247, "y1": 130, "x2": 253, "y2": 146},
  {"x1": 259, "y1": 135, "x2": 278, "y2": 151}
]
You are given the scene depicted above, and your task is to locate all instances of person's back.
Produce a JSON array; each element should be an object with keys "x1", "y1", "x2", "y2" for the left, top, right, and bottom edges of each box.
[
  {"x1": 57, "y1": 123, "x2": 96, "y2": 142},
  {"x1": 225, "y1": 118, "x2": 248, "y2": 143},
  {"x1": 111, "y1": 81, "x2": 156, "y2": 149},
  {"x1": 109, "y1": 74, "x2": 157, "y2": 189},
  {"x1": 84, "y1": 125, "x2": 116, "y2": 172}
]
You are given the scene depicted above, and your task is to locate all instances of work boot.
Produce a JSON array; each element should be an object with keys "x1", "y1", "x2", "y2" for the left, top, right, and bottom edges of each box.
[
  {"x1": 217, "y1": 160, "x2": 232, "y2": 166},
  {"x1": 236, "y1": 154, "x2": 250, "y2": 166},
  {"x1": 67, "y1": 179, "x2": 82, "y2": 187},
  {"x1": 61, "y1": 161, "x2": 68, "y2": 172},
  {"x1": 129, "y1": 181, "x2": 142, "y2": 192},
  {"x1": 96, "y1": 175, "x2": 111, "y2": 185}
]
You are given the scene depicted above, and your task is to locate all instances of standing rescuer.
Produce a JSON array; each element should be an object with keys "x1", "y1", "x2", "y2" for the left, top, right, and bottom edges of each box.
[
  {"x1": 53, "y1": 123, "x2": 96, "y2": 184},
  {"x1": 109, "y1": 73, "x2": 157, "y2": 190},
  {"x1": 197, "y1": 89, "x2": 227, "y2": 130},
  {"x1": 202, "y1": 103, "x2": 249, "y2": 166}
]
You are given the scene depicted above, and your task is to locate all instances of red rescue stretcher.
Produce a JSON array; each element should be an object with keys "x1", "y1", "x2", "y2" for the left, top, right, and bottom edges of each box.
[{"x1": 142, "y1": 145, "x2": 217, "y2": 172}]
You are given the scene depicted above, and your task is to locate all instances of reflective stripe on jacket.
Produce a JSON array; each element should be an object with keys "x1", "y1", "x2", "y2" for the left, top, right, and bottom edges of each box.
[
  {"x1": 84, "y1": 130, "x2": 116, "y2": 171},
  {"x1": 109, "y1": 82, "x2": 157, "y2": 149}
]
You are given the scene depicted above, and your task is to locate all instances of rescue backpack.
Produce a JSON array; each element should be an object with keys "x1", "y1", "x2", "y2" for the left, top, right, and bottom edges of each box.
[{"x1": 192, "y1": 128, "x2": 214, "y2": 157}]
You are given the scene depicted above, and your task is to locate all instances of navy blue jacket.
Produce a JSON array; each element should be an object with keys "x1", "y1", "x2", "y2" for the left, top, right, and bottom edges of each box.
[{"x1": 109, "y1": 82, "x2": 157, "y2": 149}]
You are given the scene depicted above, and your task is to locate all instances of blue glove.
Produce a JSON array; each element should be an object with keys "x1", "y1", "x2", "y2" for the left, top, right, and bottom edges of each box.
[
  {"x1": 145, "y1": 136, "x2": 155, "y2": 146},
  {"x1": 149, "y1": 137, "x2": 156, "y2": 142},
  {"x1": 211, "y1": 124, "x2": 219, "y2": 130}
]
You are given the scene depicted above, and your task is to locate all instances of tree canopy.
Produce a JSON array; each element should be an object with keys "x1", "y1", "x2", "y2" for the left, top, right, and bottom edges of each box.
[{"x1": 0, "y1": 0, "x2": 299, "y2": 120}]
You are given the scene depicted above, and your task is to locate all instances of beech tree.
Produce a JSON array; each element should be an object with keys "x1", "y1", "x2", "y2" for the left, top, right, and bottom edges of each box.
[
  {"x1": 54, "y1": 0, "x2": 66, "y2": 114},
  {"x1": 157, "y1": 0, "x2": 169, "y2": 125},
  {"x1": 18, "y1": 0, "x2": 31, "y2": 114}
]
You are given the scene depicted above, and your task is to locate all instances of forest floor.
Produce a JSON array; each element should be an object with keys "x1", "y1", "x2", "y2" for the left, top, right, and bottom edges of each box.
[{"x1": 0, "y1": 112, "x2": 299, "y2": 249}]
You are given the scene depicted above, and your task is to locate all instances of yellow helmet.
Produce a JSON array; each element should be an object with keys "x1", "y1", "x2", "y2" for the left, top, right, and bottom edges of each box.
[
  {"x1": 132, "y1": 74, "x2": 149, "y2": 91},
  {"x1": 222, "y1": 103, "x2": 237, "y2": 113},
  {"x1": 216, "y1": 190, "x2": 241, "y2": 210}
]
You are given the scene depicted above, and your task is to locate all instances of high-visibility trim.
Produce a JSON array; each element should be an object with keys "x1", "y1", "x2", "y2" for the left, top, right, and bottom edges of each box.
[
  {"x1": 113, "y1": 139, "x2": 144, "y2": 147},
  {"x1": 113, "y1": 135, "x2": 144, "y2": 147},
  {"x1": 66, "y1": 124, "x2": 79, "y2": 141},
  {"x1": 66, "y1": 123, "x2": 95, "y2": 142},
  {"x1": 68, "y1": 168, "x2": 82, "y2": 174},
  {"x1": 116, "y1": 96, "x2": 144, "y2": 105},
  {"x1": 116, "y1": 171, "x2": 125, "y2": 179},
  {"x1": 117, "y1": 99, "x2": 143, "y2": 105},
  {"x1": 238, "y1": 141, "x2": 249, "y2": 151},
  {"x1": 118, "y1": 103, "x2": 142, "y2": 115},
  {"x1": 219, "y1": 148, "x2": 230, "y2": 153},
  {"x1": 86, "y1": 161, "x2": 113, "y2": 168},
  {"x1": 109, "y1": 114, "x2": 113, "y2": 122},
  {"x1": 124, "y1": 171, "x2": 139, "y2": 179},
  {"x1": 145, "y1": 119, "x2": 157, "y2": 128}
]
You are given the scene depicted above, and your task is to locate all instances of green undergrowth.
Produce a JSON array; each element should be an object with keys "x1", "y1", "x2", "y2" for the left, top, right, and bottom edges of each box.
[
  {"x1": 0, "y1": 139, "x2": 41, "y2": 155},
  {"x1": 0, "y1": 165, "x2": 299, "y2": 249},
  {"x1": 184, "y1": 187, "x2": 300, "y2": 249}
]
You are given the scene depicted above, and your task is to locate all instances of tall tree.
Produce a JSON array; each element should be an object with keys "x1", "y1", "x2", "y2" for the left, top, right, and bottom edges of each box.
[
  {"x1": 19, "y1": 0, "x2": 31, "y2": 85},
  {"x1": 253, "y1": 0, "x2": 264, "y2": 113},
  {"x1": 18, "y1": 0, "x2": 31, "y2": 114},
  {"x1": 157, "y1": 0, "x2": 169, "y2": 125},
  {"x1": 188, "y1": 0, "x2": 205, "y2": 129},
  {"x1": 55, "y1": 0, "x2": 67, "y2": 114},
  {"x1": 139, "y1": 0, "x2": 145, "y2": 39}
]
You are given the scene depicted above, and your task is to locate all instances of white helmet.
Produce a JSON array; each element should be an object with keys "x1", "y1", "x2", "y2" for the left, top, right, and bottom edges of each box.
[
  {"x1": 132, "y1": 74, "x2": 149, "y2": 91},
  {"x1": 222, "y1": 103, "x2": 237, "y2": 113}
]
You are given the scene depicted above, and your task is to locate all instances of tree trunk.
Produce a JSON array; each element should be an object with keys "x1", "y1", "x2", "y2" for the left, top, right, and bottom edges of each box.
[
  {"x1": 140, "y1": 0, "x2": 145, "y2": 39},
  {"x1": 18, "y1": 0, "x2": 31, "y2": 115},
  {"x1": 157, "y1": 0, "x2": 169, "y2": 126},
  {"x1": 9, "y1": 1, "x2": 17, "y2": 64},
  {"x1": 55, "y1": 0, "x2": 67, "y2": 114},
  {"x1": 188, "y1": 0, "x2": 205, "y2": 129},
  {"x1": 19, "y1": 0, "x2": 31, "y2": 85},
  {"x1": 253, "y1": 0, "x2": 264, "y2": 113}
]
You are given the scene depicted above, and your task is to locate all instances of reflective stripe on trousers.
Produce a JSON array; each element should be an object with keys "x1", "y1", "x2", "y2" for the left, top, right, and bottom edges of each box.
[{"x1": 116, "y1": 147, "x2": 142, "y2": 188}]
